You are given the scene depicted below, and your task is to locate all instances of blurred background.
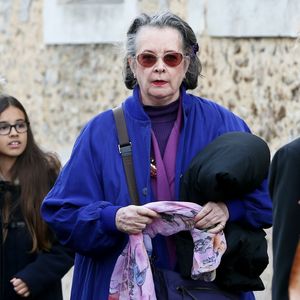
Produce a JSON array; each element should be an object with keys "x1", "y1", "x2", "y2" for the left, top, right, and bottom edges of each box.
[{"x1": 1, "y1": 0, "x2": 300, "y2": 299}]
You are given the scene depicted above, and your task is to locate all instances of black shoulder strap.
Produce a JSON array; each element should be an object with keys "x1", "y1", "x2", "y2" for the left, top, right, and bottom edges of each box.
[{"x1": 113, "y1": 106, "x2": 140, "y2": 205}]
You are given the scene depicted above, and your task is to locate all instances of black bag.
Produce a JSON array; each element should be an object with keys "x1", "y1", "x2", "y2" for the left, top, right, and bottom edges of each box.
[{"x1": 153, "y1": 267, "x2": 240, "y2": 300}]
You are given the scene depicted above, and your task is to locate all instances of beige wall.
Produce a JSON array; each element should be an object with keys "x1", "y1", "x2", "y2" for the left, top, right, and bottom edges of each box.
[
  {"x1": 1, "y1": 1, "x2": 299, "y2": 299},
  {"x1": 1, "y1": 1, "x2": 299, "y2": 158}
]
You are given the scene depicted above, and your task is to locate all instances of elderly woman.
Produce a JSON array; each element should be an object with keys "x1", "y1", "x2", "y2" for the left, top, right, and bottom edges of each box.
[{"x1": 41, "y1": 12, "x2": 272, "y2": 300}]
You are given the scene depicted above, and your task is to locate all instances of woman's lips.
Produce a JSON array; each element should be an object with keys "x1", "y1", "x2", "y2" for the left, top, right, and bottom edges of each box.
[{"x1": 152, "y1": 80, "x2": 167, "y2": 86}]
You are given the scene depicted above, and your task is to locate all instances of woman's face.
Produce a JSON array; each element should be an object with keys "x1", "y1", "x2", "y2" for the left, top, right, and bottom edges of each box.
[
  {"x1": 130, "y1": 26, "x2": 190, "y2": 106},
  {"x1": 0, "y1": 106, "x2": 28, "y2": 163}
]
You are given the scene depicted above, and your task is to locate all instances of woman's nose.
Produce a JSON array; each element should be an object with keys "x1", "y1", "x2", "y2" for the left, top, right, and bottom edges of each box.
[{"x1": 154, "y1": 57, "x2": 166, "y2": 73}]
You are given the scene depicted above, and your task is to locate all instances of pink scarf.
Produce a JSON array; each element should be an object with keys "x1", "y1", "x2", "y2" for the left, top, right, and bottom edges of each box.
[{"x1": 109, "y1": 201, "x2": 227, "y2": 300}]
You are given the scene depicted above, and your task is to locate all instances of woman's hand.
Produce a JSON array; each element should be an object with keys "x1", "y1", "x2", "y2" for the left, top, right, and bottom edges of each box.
[
  {"x1": 194, "y1": 201, "x2": 229, "y2": 233},
  {"x1": 10, "y1": 278, "x2": 30, "y2": 297},
  {"x1": 116, "y1": 205, "x2": 159, "y2": 234}
]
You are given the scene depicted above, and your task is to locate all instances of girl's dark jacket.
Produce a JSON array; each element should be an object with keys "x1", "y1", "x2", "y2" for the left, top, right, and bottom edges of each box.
[{"x1": 0, "y1": 182, "x2": 74, "y2": 300}]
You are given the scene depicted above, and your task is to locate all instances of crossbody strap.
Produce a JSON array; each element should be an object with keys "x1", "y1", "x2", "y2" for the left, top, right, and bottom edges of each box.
[{"x1": 113, "y1": 106, "x2": 140, "y2": 205}]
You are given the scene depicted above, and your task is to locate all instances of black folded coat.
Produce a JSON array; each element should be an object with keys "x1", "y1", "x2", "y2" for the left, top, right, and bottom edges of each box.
[
  {"x1": 180, "y1": 131, "x2": 270, "y2": 205},
  {"x1": 176, "y1": 131, "x2": 270, "y2": 291}
]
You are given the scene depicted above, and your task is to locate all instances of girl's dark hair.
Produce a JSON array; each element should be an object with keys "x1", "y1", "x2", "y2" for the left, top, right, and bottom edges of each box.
[
  {"x1": 0, "y1": 94, "x2": 60, "y2": 252},
  {"x1": 123, "y1": 11, "x2": 202, "y2": 90}
]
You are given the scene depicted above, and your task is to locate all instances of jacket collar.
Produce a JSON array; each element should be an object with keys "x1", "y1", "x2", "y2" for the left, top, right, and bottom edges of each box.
[{"x1": 123, "y1": 85, "x2": 192, "y2": 122}]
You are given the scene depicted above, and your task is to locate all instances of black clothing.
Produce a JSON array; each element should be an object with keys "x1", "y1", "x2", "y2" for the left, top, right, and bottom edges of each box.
[
  {"x1": 180, "y1": 131, "x2": 270, "y2": 204},
  {"x1": 176, "y1": 132, "x2": 271, "y2": 291},
  {"x1": 269, "y1": 137, "x2": 300, "y2": 300},
  {"x1": 215, "y1": 223, "x2": 268, "y2": 291},
  {"x1": 0, "y1": 182, "x2": 74, "y2": 300},
  {"x1": 175, "y1": 223, "x2": 268, "y2": 291}
]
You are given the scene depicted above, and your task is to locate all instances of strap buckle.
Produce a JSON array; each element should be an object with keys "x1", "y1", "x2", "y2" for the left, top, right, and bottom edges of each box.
[{"x1": 118, "y1": 142, "x2": 132, "y2": 157}]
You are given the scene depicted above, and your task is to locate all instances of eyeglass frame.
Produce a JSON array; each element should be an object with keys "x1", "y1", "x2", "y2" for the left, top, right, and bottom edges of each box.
[
  {"x1": 135, "y1": 51, "x2": 188, "y2": 68},
  {"x1": 0, "y1": 121, "x2": 30, "y2": 136}
]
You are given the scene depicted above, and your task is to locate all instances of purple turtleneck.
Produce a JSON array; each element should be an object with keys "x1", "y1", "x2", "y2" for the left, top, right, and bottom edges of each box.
[{"x1": 143, "y1": 100, "x2": 179, "y2": 156}]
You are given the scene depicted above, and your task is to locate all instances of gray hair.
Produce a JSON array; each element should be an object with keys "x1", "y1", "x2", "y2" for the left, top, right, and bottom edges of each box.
[{"x1": 123, "y1": 11, "x2": 202, "y2": 90}]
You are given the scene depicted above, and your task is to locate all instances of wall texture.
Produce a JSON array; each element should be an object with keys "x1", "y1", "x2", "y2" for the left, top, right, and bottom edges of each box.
[
  {"x1": 1, "y1": 1, "x2": 299, "y2": 299},
  {"x1": 1, "y1": 0, "x2": 299, "y2": 159}
]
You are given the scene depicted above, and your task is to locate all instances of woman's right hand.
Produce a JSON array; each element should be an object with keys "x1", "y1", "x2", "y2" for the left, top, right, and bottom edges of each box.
[{"x1": 116, "y1": 205, "x2": 159, "y2": 234}]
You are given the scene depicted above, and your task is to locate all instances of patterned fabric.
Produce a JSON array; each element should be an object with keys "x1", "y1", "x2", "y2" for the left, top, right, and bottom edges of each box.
[{"x1": 109, "y1": 201, "x2": 227, "y2": 300}]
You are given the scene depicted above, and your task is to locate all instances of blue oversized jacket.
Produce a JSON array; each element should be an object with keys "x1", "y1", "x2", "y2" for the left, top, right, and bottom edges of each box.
[{"x1": 41, "y1": 86, "x2": 272, "y2": 300}]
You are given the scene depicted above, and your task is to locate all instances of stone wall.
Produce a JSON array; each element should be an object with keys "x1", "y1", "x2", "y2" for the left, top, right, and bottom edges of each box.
[
  {"x1": 1, "y1": 1, "x2": 299, "y2": 160},
  {"x1": 1, "y1": 1, "x2": 300, "y2": 299}
]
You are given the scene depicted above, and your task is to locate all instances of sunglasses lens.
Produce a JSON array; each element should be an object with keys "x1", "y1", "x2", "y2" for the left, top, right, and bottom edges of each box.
[
  {"x1": 137, "y1": 53, "x2": 157, "y2": 67},
  {"x1": 136, "y1": 52, "x2": 184, "y2": 68},
  {"x1": 163, "y1": 53, "x2": 183, "y2": 67}
]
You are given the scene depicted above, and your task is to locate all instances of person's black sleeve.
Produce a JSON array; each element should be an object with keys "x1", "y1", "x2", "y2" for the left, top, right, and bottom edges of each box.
[
  {"x1": 269, "y1": 138, "x2": 300, "y2": 300},
  {"x1": 14, "y1": 238, "x2": 74, "y2": 298}
]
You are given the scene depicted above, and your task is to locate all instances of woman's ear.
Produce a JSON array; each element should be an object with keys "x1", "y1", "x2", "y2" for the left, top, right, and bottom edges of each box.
[
  {"x1": 183, "y1": 56, "x2": 190, "y2": 73},
  {"x1": 128, "y1": 57, "x2": 136, "y2": 77}
]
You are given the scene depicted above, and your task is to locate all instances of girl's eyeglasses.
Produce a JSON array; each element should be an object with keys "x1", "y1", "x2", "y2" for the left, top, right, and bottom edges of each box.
[
  {"x1": 136, "y1": 52, "x2": 185, "y2": 68},
  {"x1": 0, "y1": 121, "x2": 29, "y2": 135}
]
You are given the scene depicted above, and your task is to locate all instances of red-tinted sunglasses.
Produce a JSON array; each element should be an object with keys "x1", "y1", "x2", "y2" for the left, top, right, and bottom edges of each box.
[{"x1": 136, "y1": 52, "x2": 184, "y2": 68}]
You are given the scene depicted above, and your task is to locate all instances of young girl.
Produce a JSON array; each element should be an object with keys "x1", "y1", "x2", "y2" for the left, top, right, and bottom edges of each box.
[{"x1": 0, "y1": 95, "x2": 73, "y2": 299}]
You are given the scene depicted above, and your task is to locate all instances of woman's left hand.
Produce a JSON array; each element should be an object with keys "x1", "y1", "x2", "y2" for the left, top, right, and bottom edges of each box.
[
  {"x1": 10, "y1": 277, "x2": 30, "y2": 297},
  {"x1": 194, "y1": 201, "x2": 229, "y2": 233}
]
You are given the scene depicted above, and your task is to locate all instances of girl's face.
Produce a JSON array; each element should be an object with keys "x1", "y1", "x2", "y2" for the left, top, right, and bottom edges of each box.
[{"x1": 0, "y1": 106, "x2": 28, "y2": 162}]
